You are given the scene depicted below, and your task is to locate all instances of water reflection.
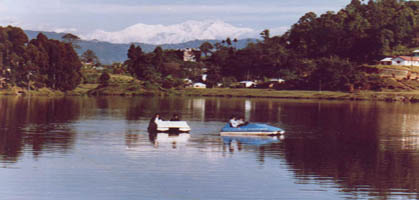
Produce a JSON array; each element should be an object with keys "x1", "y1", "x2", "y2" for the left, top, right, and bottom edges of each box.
[
  {"x1": 0, "y1": 96, "x2": 79, "y2": 163},
  {"x1": 222, "y1": 135, "x2": 281, "y2": 147},
  {"x1": 267, "y1": 102, "x2": 419, "y2": 199},
  {"x1": 3, "y1": 96, "x2": 419, "y2": 199}
]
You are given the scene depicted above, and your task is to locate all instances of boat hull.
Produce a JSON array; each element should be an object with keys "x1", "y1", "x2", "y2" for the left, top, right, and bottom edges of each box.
[
  {"x1": 220, "y1": 123, "x2": 285, "y2": 136},
  {"x1": 149, "y1": 121, "x2": 191, "y2": 133}
]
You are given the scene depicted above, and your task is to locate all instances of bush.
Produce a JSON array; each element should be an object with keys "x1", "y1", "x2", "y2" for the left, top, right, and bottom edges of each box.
[
  {"x1": 144, "y1": 81, "x2": 160, "y2": 90},
  {"x1": 99, "y1": 72, "x2": 111, "y2": 86}
]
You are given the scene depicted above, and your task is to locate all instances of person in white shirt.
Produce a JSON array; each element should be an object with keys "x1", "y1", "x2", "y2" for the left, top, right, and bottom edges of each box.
[
  {"x1": 154, "y1": 114, "x2": 163, "y2": 125},
  {"x1": 229, "y1": 116, "x2": 239, "y2": 128},
  {"x1": 148, "y1": 113, "x2": 163, "y2": 132}
]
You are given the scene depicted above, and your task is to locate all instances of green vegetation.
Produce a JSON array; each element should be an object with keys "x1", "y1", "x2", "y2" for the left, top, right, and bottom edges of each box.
[
  {"x1": 0, "y1": 0, "x2": 418, "y2": 100},
  {"x1": 200, "y1": 0, "x2": 419, "y2": 91},
  {"x1": 0, "y1": 26, "x2": 82, "y2": 91}
]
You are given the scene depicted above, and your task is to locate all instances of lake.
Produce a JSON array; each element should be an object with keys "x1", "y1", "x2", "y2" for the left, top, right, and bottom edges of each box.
[{"x1": 1, "y1": 96, "x2": 419, "y2": 200}]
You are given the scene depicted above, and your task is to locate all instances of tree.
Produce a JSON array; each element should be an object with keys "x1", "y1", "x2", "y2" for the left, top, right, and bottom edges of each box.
[
  {"x1": 199, "y1": 41, "x2": 214, "y2": 57},
  {"x1": 61, "y1": 33, "x2": 80, "y2": 49},
  {"x1": 30, "y1": 34, "x2": 82, "y2": 91},
  {"x1": 151, "y1": 46, "x2": 164, "y2": 72},
  {"x1": 99, "y1": 72, "x2": 111, "y2": 86},
  {"x1": 308, "y1": 56, "x2": 364, "y2": 91},
  {"x1": 226, "y1": 37, "x2": 232, "y2": 46},
  {"x1": 260, "y1": 29, "x2": 270, "y2": 41},
  {"x1": 81, "y1": 49, "x2": 100, "y2": 65},
  {"x1": 125, "y1": 44, "x2": 156, "y2": 80}
]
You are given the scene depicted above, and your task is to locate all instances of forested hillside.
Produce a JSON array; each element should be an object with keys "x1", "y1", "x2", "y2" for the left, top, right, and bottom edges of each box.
[
  {"x1": 200, "y1": 0, "x2": 418, "y2": 91},
  {"x1": 1, "y1": 0, "x2": 418, "y2": 93},
  {"x1": 0, "y1": 27, "x2": 81, "y2": 91}
]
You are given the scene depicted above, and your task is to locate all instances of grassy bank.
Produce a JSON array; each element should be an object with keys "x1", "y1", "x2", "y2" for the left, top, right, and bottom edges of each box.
[
  {"x1": 4, "y1": 74, "x2": 419, "y2": 102},
  {"x1": 174, "y1": 88, "x2": 419, "y2": 102}
]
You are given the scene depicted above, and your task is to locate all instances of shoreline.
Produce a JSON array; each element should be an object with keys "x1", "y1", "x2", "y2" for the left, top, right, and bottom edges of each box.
[{"x1": 2, "y1": 86, "x2": 419, "y2": 102}]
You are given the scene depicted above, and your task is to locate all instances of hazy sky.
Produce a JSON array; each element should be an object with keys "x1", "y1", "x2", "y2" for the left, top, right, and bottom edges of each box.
[{"x1": 0, "y1": 0, "x2": 351, "y2": 34}]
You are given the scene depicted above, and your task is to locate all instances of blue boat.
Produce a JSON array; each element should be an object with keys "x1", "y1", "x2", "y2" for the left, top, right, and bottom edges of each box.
[{"x1": 220, "y1": 123, "x2": 285, "y2": 136}]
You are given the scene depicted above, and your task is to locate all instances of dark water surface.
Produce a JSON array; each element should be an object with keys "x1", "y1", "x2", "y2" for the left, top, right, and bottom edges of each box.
[{"x1": 1, "y1": 96, "x2": 419, "y2": 200}]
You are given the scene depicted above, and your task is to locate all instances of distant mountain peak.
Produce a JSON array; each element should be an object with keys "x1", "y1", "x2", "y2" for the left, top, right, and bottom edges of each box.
[{"x1": 82, "y1": 20, "x2": 256, "y2": 45}]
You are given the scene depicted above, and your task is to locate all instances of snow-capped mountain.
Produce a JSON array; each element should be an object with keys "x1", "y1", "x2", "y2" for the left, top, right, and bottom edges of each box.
[{"x1": 82, "y1": 20, "x2": 256, "y2": 44}]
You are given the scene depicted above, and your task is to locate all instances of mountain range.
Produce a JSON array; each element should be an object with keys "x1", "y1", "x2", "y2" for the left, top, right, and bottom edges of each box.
[
  {"x1": 24, "y1": 30, "x2": 257, "y2": 65},
  {"x1": 83, "y1": 20, "x2": 257, "y2": 45}
]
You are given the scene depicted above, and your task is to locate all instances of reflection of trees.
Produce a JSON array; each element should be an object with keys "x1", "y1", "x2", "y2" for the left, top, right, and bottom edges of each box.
[
  {"x1": 256, "y1": 102, "x2": 419, "y2": 199},
  {"x1": 0, "y1": 97, "x2": 80, "y2": 163}
]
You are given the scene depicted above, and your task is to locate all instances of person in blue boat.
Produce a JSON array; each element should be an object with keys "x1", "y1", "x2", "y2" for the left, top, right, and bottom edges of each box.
[
  {"x1": 229, "y1": 115, "x2": 239, "y2": 128},
  {"x1": 237, "y1": 116, "x2": 249, "y2": 127}
]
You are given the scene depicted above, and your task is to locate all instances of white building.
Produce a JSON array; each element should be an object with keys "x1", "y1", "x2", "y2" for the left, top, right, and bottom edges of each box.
[
  {"x1": 193, "y1": 82, "x2": 206, "y2": 88},
  {"x1": 380, "y1": 57, "x2": 393, "y2": 65},
  {"x1": 239, "y1": 81, "x2": 255, "y2": 88},
  {"x1": 392, "y1": 56, "x2": 419, "y2": 67},
  {"x1": 183, "y1": 48, "x2": 200, "y2": 62}
]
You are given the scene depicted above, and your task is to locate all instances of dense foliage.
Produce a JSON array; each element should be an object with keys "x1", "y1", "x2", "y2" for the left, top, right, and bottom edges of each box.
[
  {"x1": 1, "y1": 0, "x2": 418, "y2": 92},
  {"x1": 125, "y1": 0, "x2": 418, "y2": 91},
  {"x1": 0, "y1": 26, "x2": 82, "y2": 91},
  {"x1": 200, "y1": 0, "x2": 419, "y2": 91},
  {"x1": 125, "y1": 44, "x2": 202, "y2": 88}
]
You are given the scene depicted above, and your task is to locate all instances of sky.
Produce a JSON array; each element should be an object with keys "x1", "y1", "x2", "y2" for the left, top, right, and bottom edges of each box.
[{"x1": 0, "y1": 0, "x2": 352, "y2": 43}]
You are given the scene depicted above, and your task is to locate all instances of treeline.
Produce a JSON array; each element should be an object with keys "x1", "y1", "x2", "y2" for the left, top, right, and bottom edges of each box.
[
  {"x1": 124, "y1": 0, "x2": 418, "y2": 91},
  {"x1": 200, "y1": 0, "x2": 419, "y2": 91},
  {"x1": 0, "y1": 26, "x2": 81, "y2": 91},
  {"x1": 0, "y1": 0, "x2": 417, "y2": 92},
  {"x1": 125, "y1": 45, "x2": 203, "y2": 89}
]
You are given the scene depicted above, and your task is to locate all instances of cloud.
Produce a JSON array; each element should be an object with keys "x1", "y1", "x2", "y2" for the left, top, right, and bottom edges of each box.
[
  {"x1": 270, "y1": 26, "x2": 290, "y2": 36},
  {"x1": 0, "y1": 17, "x2": 79, "y2": 35},
  {"x1": 0, "y1": 17, "x2": 20, "y2": 26},
  {"x1": 76, "y1": 3, "x2": 342, "y2": 15}
]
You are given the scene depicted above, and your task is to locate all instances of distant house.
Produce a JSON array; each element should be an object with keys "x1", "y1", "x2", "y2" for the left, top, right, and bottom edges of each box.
[
  {"x1": 392, "y1": 56, "x2": 419, "y2": 66},
  {"x1": 239, "y1": 81, "x2": 256, "y2": 88},
  {"x1": 256, "y1": 78, "x2": 285, "y2": 89},
  {"x1": 182, "y1": 48, "x2": 201, "y2": 62},
  {"x1": 269, "y1": 78, "x2": 285, "y2": 83},
  {"x1": 193, "y1": 82, "x2": 206, "y2": 88},
  {"x1": 380, "y1": 57, "x2": 393, "y2": 65}
]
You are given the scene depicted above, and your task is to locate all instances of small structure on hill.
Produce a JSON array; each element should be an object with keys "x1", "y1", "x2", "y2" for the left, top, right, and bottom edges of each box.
[
  {"x1": 182, "y1": 48, "x2": 201, "y2": 62},
  {"x1": 379, "y1": 50, "x2": 419, "y2": 67},
  {"x1": 193, "y1": 82, "x2": 206, "y2": 88},
  {"x1": 380, "y1": 57, "x2": 393, "y2": 65},
  {"x1": 239, "y1": 81, "x2": 256, "y2": 88},
  {"x1": 392, "y1": 56, "x2": 419, "y2": 66}
]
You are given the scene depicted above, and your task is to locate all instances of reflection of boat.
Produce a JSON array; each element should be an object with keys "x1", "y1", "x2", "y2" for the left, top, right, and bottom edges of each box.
[
  {"x1": 155, "y1": 133, "x2": 190, "y2": 143},
  {"x1": 220, "y1": 123, "x2": 285, "y2": 136},
  {"x1": 148, "y1": 132, "x2": 190, "y2": 148},
  {"x1": 222, "y1": 135, "x2": 281, "y2": 146},
  {"x1": 149, "y1": 121, "x2": 191, "y2": 133}
]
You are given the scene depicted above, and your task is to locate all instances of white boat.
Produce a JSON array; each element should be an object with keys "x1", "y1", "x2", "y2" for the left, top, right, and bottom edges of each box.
[{"x1": 154, "y1": 121, "x2": 191, "y2": 133}]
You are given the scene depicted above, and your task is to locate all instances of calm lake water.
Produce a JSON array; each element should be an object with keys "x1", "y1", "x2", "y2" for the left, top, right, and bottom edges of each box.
[{"x1": 1, "y1": 96, "x2": 419, "y2": 200}]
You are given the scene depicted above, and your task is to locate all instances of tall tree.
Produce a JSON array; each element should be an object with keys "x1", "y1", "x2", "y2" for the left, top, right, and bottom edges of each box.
[
  {"x1": 62, "y1": 33, "x2": 80, "y2": 49},
  {"x1": 81, "y1": 49, "x2": 100, "y2": 65},
  {"x1": 199, "y1": 41, "x2": 214, "y2": 57}
]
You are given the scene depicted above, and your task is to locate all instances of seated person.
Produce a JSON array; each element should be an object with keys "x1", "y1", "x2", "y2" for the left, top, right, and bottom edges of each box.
[
  {"x1": 229, "y1": 116, "x2": 239, "y2": 128},
  {"x1": 148, "y1": 113, "x2": 163, "y2": 132},
  {"x1": 237, "y1": 117, "x2": 249, "y2": 127},
  {"x1": 170, "y1": 114, "x2": 180, "y2": 121}
]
